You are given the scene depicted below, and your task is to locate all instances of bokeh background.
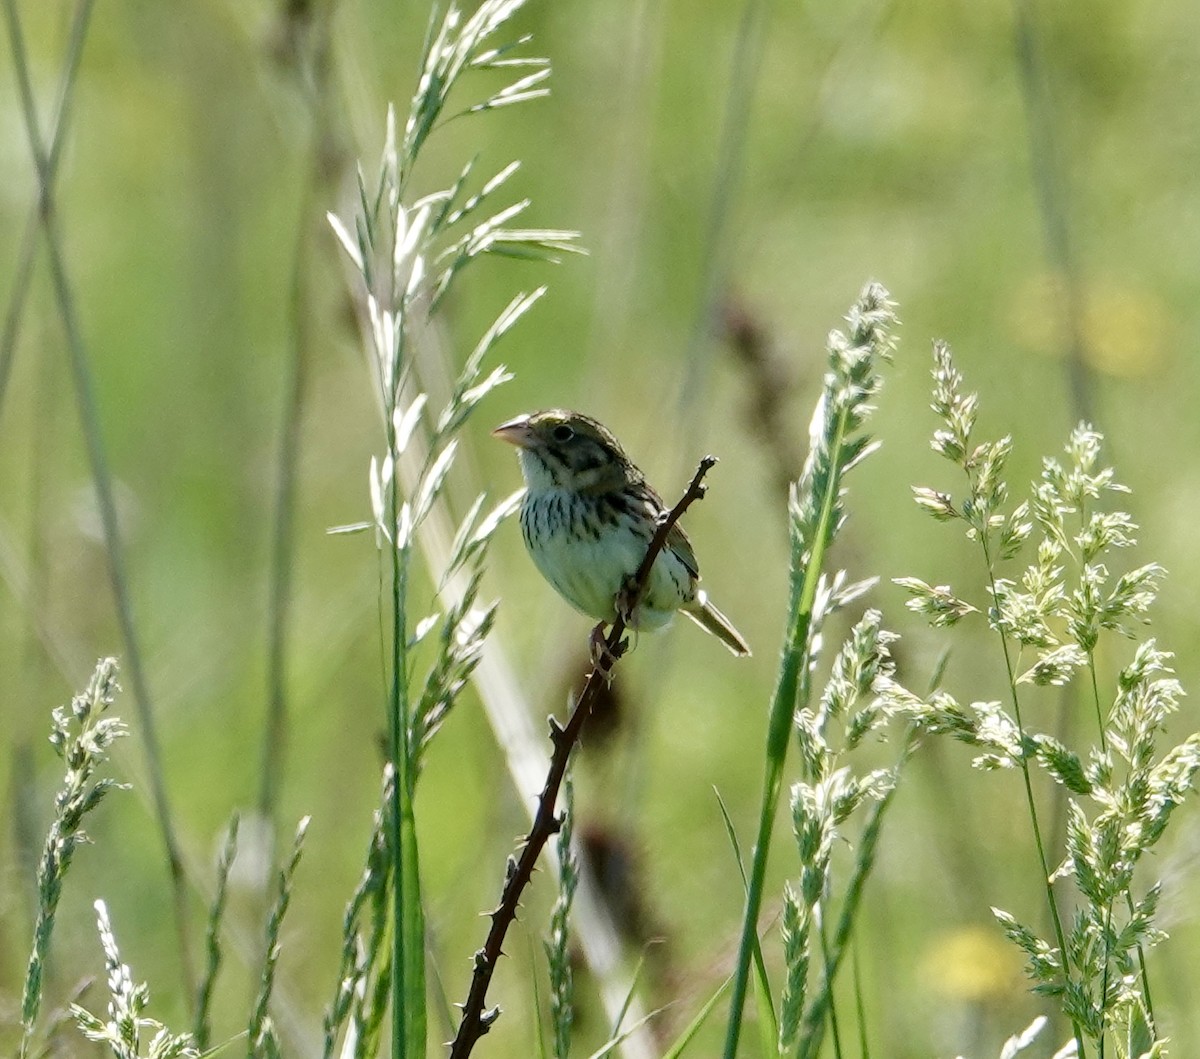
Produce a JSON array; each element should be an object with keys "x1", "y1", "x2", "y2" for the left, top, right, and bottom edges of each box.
[{"x1": 2, "y1": 0, "x2": 1199, "y2": 1055}]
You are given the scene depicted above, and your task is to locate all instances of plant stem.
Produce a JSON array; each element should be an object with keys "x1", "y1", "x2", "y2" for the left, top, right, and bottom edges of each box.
[
  {"x1": 723, "y1": 400, "x2": 851, "y2": 1059},
  {"x1": 0, "y1": 0, "x2": 93, "y2": 431},
  {"x1": 387, "y1": 414, "x2": 424, "y2": 1057},
  {"x1": 3, "y1": 0, "x2": 194, "y2": 1001},
  {"x1": 982, "y1": 550, "x2": 1086, "y2": 1057},
  {"x1": 678, "y1": 0, "x2": 772, "y2": 421},
  {"x1": 448, "y1": 457, "x2": 717, "y2": 1059},
  {"x1": 852, "y1": 936, "x2": 870, "y2": 1059},
  {"x1": 817, "y1": 909, "x2": 843, "y2": 1059},
  {"x1": 1086, "y1": 657, "x2": 1156, "y2": 1033},
  {"x1": 1010, "y1": 0, "x2": 1094, "y2": 428},
  {"x1": 798, "y1": 738, "x2": 912, "y2": 1059}
]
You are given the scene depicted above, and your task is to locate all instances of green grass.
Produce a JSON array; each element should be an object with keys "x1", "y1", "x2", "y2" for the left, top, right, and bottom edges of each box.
[{"x1": 3, "y1": 1, "x2": 1200, "y2": 1057}]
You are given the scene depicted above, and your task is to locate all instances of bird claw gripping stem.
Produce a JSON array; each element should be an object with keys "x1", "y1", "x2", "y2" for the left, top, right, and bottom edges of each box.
[{"x1": 588, "y1": 622, "x2": 627, "y2": 675}]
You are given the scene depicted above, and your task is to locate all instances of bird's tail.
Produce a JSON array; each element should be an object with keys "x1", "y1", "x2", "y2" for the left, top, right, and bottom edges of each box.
[{"x1": 682, "y1": 591, "x2": 751, "y2": 656}]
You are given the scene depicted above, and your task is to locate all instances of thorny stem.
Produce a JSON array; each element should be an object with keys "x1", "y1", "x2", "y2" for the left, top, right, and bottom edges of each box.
[{"x1": 448, "y1": 456, "x2": 718, "y2": 1059}]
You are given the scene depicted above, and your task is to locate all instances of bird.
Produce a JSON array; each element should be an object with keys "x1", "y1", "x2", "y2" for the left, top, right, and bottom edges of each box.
[{"x1": 492, "y1": 409, "x2": 751, "y2": 656}]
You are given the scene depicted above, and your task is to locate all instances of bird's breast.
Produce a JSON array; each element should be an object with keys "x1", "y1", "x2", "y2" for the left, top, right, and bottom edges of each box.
[{"x1": 519, "y1": 489, "x2": 695, "y2": 625}]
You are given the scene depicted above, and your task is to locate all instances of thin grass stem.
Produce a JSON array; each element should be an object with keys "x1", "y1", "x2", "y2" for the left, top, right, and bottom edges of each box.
[
  {"x1": 852, "y1": 937, "x2": 869, "y2": 1059},
  {"x1": 677, "y1": 0, "x2": 772, "y2": 425},
  {"x1": 1085, "y1": 655, "x2": 1156, "y2": 1032},
  {"x1": 382, "y1": 318, "x2": 424, "y2": 1059},
  {"x1": 659, "y1": 976, "x2": 733, "y2": 1059},
  {"x1": 981, "y1": 545, "x2": 1086, "y2": 1057},
  {"x1": 261, "y1": 19, "x2": 339, "y2": 844},
  {"x1": 2, "y1": 0, "x2": 195, "y2": 1001},
  {"x1": 722, "y1": 403, "x2": 852, "y2": 1059},
  {"x1": 816, "y1": 910, "x2": 843, "y2": 1059},
  {"x1": 797, "y1": 737, "x2": 913, "y2": 1059},
  {"x1": 260, "y1": 198, "x2": 312, "y2": 833},
  {"x1": 1010, "y1": 0, "x2": 1094, "y2": 428},
  {"x1": 714, "y1": 790, "x2": 778, "y2": 1049},
  {"x1": 0, "y1": 0, "x2": 93, "y2": 430},
  {"x1": 195, "y1": 814, "x2": 240, "y2": 1053},
  {"x1": 248, "y1": 816, "x2": 310, "y2": 1056}
]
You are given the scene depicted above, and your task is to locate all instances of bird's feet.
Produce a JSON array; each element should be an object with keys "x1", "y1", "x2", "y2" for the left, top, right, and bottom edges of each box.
[{"x1": 589, "y1": 622, "x2": 627, "y2": 675}]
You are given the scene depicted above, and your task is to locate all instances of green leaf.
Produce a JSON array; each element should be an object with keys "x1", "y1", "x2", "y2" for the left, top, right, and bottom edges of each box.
[
  {"x1": 658, "y1": 976, "x2": 733, "y2": 1059},
  {"x1": 712, "y1": 789, "x2": 778, "y2": 1053},
  {"x1": 1126, "y1": 996, "x2": 1155, "y2": 1059}
]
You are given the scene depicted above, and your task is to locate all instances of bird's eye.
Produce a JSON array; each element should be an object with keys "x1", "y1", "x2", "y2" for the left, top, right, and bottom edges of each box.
[{"x1": 552, "y1": 424, "x2": 575, "y2": 443}]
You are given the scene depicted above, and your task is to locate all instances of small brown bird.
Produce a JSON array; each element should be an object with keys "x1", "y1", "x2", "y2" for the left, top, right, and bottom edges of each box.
[{"x1": 493, "y1": 410, "x2": 750, "y2": 656}]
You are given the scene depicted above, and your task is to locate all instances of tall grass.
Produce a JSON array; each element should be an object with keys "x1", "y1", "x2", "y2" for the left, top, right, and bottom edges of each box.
[
  {"x1": 71, "y1": 900, "x2": 197, "y2": 1059},
  {"x1": 6, "y1": 2, "x2": 1199, "y2": 1058},
  {"x1": 14, "y1": 304, "x2": 1200, "y2": 1058},
  {"x1": 2, "y1": 0, "x2": 193, "y2": 995},
  {"x1": 323, "y1": 2, "x2": 579, "y2": 1054},
  {"x1": 20, "y1": 658, "x2": 126, "y2": 1059},
  {"x1": 722, "y1": 283, "x2": 898, "y2": 1059},
  {"x1": 886, "y1": 345, "x2": 1199, "y2": 1056}
]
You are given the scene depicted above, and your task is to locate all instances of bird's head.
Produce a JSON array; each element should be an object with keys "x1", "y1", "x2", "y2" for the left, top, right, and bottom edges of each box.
[{"x1": 492, "y1": 410, "x2": 637, "y2": 493}]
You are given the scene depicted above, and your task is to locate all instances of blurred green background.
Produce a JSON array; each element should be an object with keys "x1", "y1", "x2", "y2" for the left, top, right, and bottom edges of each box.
[{"x1": 2, "y1": 0, "x2": 1199, "y2": 1055}]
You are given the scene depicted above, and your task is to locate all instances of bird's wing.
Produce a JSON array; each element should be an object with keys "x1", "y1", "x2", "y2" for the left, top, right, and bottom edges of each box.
[
  {"x1": 666, "y1": 520, "x2": 700, "y2": 578},
  {"x1": 632, "y1": 479, "x2": 700, "y2": 578}
]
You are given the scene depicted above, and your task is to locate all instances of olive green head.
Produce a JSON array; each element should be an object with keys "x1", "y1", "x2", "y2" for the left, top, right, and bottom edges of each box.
[{"x1": 492, "y1": 410, "x2": 639, "y2": 493}]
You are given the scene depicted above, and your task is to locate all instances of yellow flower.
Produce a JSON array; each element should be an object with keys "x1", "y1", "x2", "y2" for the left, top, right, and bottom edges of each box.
[
  {"x1": 920, "y1": 925, "x2": 1024, "y2": 1003},
  {"x1": 1009, "y1": 273, "x2": 1169, "y2": 378}
]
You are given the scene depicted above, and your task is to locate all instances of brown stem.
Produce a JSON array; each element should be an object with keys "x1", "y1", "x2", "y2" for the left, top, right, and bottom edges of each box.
[{"x1": 448, "y1": 456, "x2": 718, "y2": 1058}]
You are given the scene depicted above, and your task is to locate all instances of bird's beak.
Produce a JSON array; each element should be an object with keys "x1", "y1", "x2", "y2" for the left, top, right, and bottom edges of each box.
[{"x1": 492, "y1": 415, "x2": 535, "y2": 448}]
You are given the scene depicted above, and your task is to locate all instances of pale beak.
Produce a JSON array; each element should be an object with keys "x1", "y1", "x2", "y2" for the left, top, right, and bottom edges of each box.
[{"x1": 492, "y1": 415, "x2": 536, "y2": 448}]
